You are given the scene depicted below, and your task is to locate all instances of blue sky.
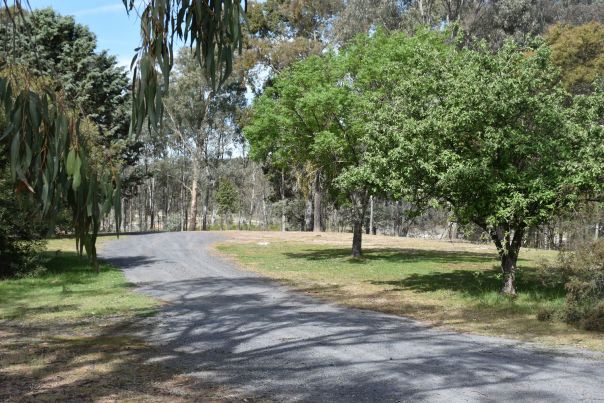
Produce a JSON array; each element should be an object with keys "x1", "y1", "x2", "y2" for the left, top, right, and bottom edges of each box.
[{"x1": 28, "y1": 0, "x2": 141, "y2": 68}]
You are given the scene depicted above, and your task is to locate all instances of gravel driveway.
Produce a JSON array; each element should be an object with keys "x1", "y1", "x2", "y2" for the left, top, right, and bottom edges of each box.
[{"x1": 102, "y1": 231, "x2": 604, "y2": 402}]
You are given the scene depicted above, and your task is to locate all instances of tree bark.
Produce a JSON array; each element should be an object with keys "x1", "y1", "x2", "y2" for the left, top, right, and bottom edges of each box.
[
  {"x1": 313, "y1": 171, "x2": 322, "y2": 232},
  {"x1": 280, "y1": 170, "x2": 286, "y2": 232},
  {"x1": 491, "y1": 226, "x2": 524, "y2": 296},
  {"x1": 188, "y1": 162, "x2": 199, "y2": 231},
  {"x1": 352, "y1": 221, "x2": 363, "y2": 258},
  {"x1": 202, "y1": 166, "x2": 211, "y2": 231},
  {"x1": 369, "y1": 196, "x2": 374, "y2": 235},
  {"x1": 500, "y1": 251, "x2": 519, "y2": 295},
  {"x1": 305, "y1": 198, "x2": 313, "y2": 231}
]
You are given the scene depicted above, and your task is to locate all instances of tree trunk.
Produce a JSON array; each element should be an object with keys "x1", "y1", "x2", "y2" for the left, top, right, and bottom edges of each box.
[
  {"x1": 304, "y1": 197, "x2": 313, "y2": 231},
  {"x1": 249, "y1": 168, "x2": 256, "y2": 229},
  {"x1": 500, "y1": 252, "x2": 519, "y2": 295},
  {"x1": 369, "y1": 196, "x2": 374, "y2": 235},
  {"x1": 202, "y1": 166, "x2": 211, "y2": 230},
  {"x1": 313, "y1": 171, "x2": 322, "y2": 232},
  {"x1": 280, "y1": 170, "x2": 286, "y2": 232},
  {"x1": 352, "y1": 221, "x2": 363, "y2": 258},
  {"x1": 491, "y1": 226, "x2": 524, "y2": 296},
  {"x1": 188, "y1": 162, "x2": 199, "y2": 231}
]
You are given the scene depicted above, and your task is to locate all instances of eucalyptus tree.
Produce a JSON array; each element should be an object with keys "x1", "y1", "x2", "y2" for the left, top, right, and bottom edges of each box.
[
  {"x1": 370, "y1": 38, "x2": 604, "y2": 295},
  {"x1": 164, "y1": 48, "x2": 245, "y2": 231},
  {"x1": 0, "y1": 0, "x2": 246, "y2": 268}
]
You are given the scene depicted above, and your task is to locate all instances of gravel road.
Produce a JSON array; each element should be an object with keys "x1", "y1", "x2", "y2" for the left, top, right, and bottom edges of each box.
[{"x1": 102, "y1": 232, "x2": 604, "y2": 402}]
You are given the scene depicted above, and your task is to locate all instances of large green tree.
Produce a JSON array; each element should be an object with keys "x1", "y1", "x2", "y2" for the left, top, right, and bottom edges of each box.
[
  {"x1": 245, "y1": 54, "x2": 371, "y2": 253},
  {"x1": 369, "y1": 38, "x2": 604, "y2": 295}
]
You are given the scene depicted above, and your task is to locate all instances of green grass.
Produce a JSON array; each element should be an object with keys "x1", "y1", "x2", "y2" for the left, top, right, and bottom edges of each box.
[
  {"x1": 219, "y1": 242, "x2": 563, "y2": 313},
  {"x1": 217, "y1": 238, "x2": 604, "y2": 350},
  {"x1": 0, "y1": 237, "x2": 158, "y2": 322}
]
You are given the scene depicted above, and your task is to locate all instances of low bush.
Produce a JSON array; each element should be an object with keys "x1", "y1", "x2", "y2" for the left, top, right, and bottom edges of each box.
[
  {"x1": 552, "y1": 240, "x2": 604, "y2": 331},
  {"x1": 0, "y1": 153, "x2": 46, "y2": 278}
]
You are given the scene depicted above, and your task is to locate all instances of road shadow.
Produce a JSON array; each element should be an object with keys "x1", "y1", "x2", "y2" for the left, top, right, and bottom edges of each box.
[
  {"x1": 121, "y1": 274, "x2": 598, "y2": 402},
  {"x1": 95, "y1": 233, "x2": 601, "y2": 401}
]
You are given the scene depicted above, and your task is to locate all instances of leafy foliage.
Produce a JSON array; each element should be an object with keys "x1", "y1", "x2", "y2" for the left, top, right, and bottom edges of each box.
[
  {"x1": 368, "y1": 36, "x2": 604, "y2": 294},
  {"x1": 0, "y1": 1, "x2": 246, "y2": 269},
  {"x1": 125, "y1": 0, "x2": 247, "y2": 135},
  {"x1": 215, "y1": 179, "x2": 239, "y2": 222},
  {"x1": 0, "y1": 9, "x2": 125, "y2": 270},
  {"x1": 548, "y1": 22, "x2": 604, "y2": 94},
  {"x1": 0, "y1": 149, "x2": 45, "y2": 278}
]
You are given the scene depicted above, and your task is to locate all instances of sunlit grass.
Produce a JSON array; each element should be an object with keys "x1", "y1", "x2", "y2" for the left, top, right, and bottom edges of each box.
[{"x1": 0, "y1": 235, "x2": 157, "y2": 322}]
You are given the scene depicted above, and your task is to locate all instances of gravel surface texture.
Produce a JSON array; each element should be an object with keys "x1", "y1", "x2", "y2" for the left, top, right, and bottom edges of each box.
[{"x1": 102, "y1": 232, "x2": 604, "y2": 402}]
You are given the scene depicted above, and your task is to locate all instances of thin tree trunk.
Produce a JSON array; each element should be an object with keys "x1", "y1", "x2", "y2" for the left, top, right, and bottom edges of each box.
[
  {"x1": 149, "y1": 177, "x2": 155, "y2": 230},
  {"x1": 369, "y1": 196, "x2": 374, "y2": 235},
  {"x1": 281, "y1": 170, "x2": 286, "y2": 232},
  {"x1": 313, "y1": 171, "x2": 322, "y2": 232},
  {"x1": 202, "y1": 166, "x2": 211, "y2": 230},
  {"x1": 305, "y1": 198, "x2": 313, "y2": 231},
  {"x1": 202, "y1": 191, "x2": 209, "y2": 230},
  {"x1": 262, "y1": 198, "x2": 268, "y2": 230},
  {"x1": 352, "y1": 221, "x2": 363, "y2": 258},
  {"x1": 188, "y1": 162, "x2": 199, "y2": 231}
]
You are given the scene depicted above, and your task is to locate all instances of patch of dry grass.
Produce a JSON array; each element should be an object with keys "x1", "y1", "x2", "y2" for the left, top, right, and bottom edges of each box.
[
  {"x1": 0, "y1": 318, "x2": 261, "y2": 402},
  {"x1": 215, "y1": 231, "x2": 604, "y2": 352}
]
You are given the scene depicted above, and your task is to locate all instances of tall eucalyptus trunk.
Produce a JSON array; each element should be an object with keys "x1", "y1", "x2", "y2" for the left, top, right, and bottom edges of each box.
[
  {"x1": 313, "y1": 171, "x2": 322, "y2": 232},
  {"x1": 188, "y1": 161, "x2": 199, "y2": 231},
  {"x1": 280, "y1": 170, "x2": 286, "y2": 232},
  {"x1": 202, "y1": 165, "x2": 211, "y2": 231}
]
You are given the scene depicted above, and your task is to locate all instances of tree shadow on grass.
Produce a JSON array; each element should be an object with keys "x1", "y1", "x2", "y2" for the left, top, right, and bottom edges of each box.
[
  {"x1": 283, "y1": 247, "x2": 564, "y2": 301},
  {"x1": 371, "y1": 267, "x2": 565, "y2": 301},
  {"x1": 0, "y1": 317, "x2": 236, "y2": 402},
  {"x1": 284, "y1": 247, "x2": 497, "y2": 265}
]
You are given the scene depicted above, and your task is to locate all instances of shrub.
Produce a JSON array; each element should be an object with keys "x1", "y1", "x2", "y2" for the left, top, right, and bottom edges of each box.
[
  {"x1": 0, "y1": 151, "x2": 46, "y2": 278},
  {"x1": 558, "y1": 240, "x2": 604, "y2": 330}
]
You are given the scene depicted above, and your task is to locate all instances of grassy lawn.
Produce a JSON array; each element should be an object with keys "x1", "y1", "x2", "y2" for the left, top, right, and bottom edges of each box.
[
  {"x1": 0, "y1": 236, "x2": 245, "y2": 401},
  {"x1": 0, "y1": 237, "x2": 156, "y2": 322},
  {"x1": 216, "y1": 232, "x2": 604, "y2": 352}
]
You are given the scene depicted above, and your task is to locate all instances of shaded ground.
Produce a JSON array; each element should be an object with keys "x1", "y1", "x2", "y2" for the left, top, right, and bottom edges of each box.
[
  {"x1": 102, "y1": 231, "x2": 604, "y2": 402},
  {"x1": 0, "y1": 317, "x2": 262, "y2": 402}
]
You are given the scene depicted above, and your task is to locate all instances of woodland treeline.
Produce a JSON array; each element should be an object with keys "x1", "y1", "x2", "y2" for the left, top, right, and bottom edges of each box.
[{"x1": 119, "y1": 0, "x2": 604, "y2": 250}]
